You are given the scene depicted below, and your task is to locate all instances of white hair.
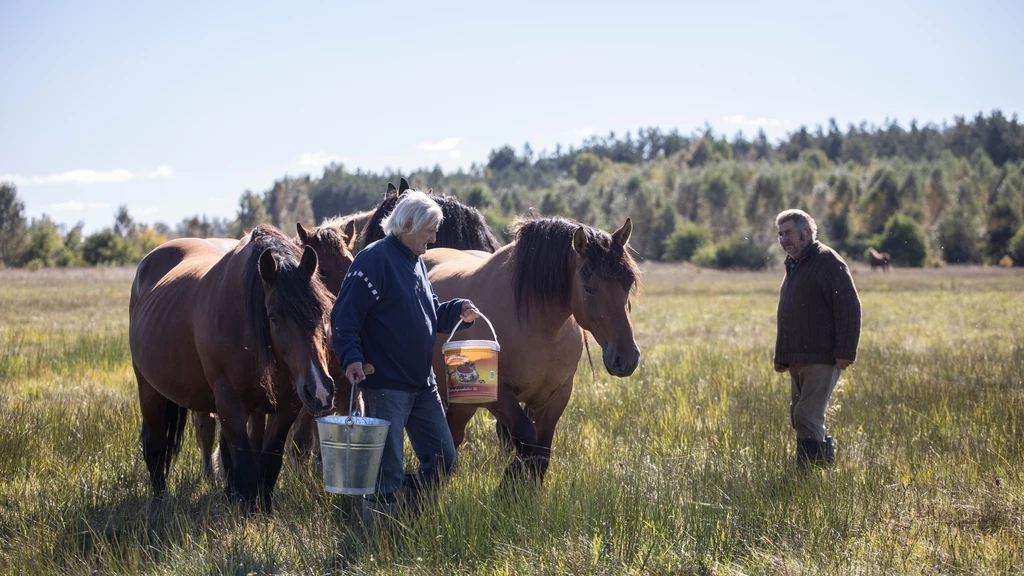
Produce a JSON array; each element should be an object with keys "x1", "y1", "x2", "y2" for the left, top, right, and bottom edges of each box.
[
  {"x1": 775, "y1": 209, "x2": 818, "y2": 241},
  {"x1": 380, "y1": 190, "x2": 443, "y2": 237}
]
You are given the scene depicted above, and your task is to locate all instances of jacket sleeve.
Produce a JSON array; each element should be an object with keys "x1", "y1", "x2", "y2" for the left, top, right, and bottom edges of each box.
[
  {"x1": 827, "y1": 258, "x2": 862, "y2": 361},
  {"x1": 434, "y1": 294, "x2": 475, "y2": 334},
  {"x1": 331, "y1": 255, "x2": 382, "y2": 370}
]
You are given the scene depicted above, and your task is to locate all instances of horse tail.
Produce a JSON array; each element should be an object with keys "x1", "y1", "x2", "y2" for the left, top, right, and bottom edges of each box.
[{"x1": 162, "y1": 401, "x2": 189, "y2": 475}]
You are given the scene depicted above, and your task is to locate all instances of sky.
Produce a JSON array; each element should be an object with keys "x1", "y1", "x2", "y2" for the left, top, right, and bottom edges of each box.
[{"x1": 1, "y1": 0, "x2": 1022, "y2": 233}]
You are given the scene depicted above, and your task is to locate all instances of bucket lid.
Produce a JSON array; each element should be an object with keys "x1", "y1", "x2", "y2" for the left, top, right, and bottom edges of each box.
[{"x1": 442, "y1": 339, "x2": 500, "y2": 352}]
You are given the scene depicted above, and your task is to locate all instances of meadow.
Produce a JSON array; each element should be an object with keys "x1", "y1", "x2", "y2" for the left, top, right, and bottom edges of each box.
[{"x1": 1, "y1": 264, "x2": 1022, "y2": 575}]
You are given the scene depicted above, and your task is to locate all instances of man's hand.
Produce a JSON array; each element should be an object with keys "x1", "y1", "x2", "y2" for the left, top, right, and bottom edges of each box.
[
  {"x1": 836, "y1": 358, "x2": 853, "y2": 370},
  {"x1": 774, "y1": 363, "x2": 789, "y2": 373},
  {"x1": 460, "y1": 300, "x2": 481, "y2": 323},
  {"x1": 345, "y1": 362, "x2": 366, "y2": 385}
]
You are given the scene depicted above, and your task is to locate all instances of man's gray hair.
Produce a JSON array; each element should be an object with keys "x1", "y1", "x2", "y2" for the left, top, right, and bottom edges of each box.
[
  {"x1": 775, "y1": 209, "x2": 818, "y2": 240},
  {"x1": 381, "y1": 190, "x2": 443, "y2": 237}
]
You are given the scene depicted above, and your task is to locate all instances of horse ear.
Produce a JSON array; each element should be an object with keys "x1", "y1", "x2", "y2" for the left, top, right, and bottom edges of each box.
[
  {"x1": 386, "y1": 182, "x2": 397, "y2": 198},
  {"x1": 572, "y1": 226, "x2": 588, "y2": 256},
  {"x1": 399, "y1": 178, "x2": 411, "y2": 194},
  {"x1": 258, "y1": 249, "x2": 278, "y2": 285},
  {"x1": 612, "y1": 218, "x2": 632, "y2": 247},
  {"x1": 299, "y1": 245, "x2": 319, "y2": 277},
  {"x1": 342, "y1": 220, "x2": 359, "y2": 249},
  {"x1": 296, "y1": 222, "x2": 310, "y2": 245}
]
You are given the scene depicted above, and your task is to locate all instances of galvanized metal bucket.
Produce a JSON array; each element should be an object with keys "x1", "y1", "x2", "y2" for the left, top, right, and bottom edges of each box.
[{"x1": 316, "y1": 370, "x2": 390, "y2": 495}]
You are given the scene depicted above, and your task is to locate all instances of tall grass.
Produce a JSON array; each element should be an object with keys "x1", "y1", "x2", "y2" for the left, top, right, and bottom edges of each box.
[{"x1": 0, "y1": 265, "x2": 1021, "y2": 574}]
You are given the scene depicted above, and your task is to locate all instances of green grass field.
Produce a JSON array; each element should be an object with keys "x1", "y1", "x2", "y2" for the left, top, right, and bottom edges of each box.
[{"x1": 1, "y1": 264, "x2": 1022, "y2": 575}]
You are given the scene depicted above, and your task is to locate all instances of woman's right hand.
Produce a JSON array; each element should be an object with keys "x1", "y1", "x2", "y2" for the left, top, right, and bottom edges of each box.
[{"x1": 346, "y1": 362, "x2": 366, "y2": 385}]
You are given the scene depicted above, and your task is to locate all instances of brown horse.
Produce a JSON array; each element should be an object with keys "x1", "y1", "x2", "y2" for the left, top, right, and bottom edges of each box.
[
  {"x1": 868, "y1": 247, "x2": 891, "y2": 271},
  {"x1": 358, "y1": 178, "x2": 502, "y2": 253},
  {"x1": 191, "y1": 221, "x2": 358, "y2": 479},
  {"x1": 425, "y1": 216, "x2": 641, "y2": 483},
  {"x1": 129, "y1": 225, "x2": 337, "y2": 511}
]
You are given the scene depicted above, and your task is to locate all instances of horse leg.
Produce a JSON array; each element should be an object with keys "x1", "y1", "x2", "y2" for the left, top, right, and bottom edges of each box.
[
  {"x1": 528, "y1": 375, "x2": 575, "y2": 483},
  {"x1": 136, "y1": 366, "x2": 174, "y2": 496},
  {"x1": 193, "y1": 411, "x2": 217, "y2": 481},
  {"x1": 248, "y1": 411, "x2": 266, "y2": 458},
  {"x1": 495, "y1": 405, "x2": 533, "y2": 455},
  {"x1": 290, "y1": 410, "x2": 317, "y2": 459},
  {"x1": 258, "y1": 399, "x2": 303, "y2": 513},
  {"x1": 485, "y1": 382, "x2": 540, "y2": 487},
  {"x1": 215, "y1": 386, "x2": 258, "y2": 510},
  {"x1": 446, "y1": 404, "x2": 478, "y2": 448}
]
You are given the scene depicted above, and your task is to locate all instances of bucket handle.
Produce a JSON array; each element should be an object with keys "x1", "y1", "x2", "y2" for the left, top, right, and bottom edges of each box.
[
  {"x1": 344, "y1": 363, "x2": 375, "y2": 426},
  {"x1": 445, "y1": 311, "x2": 498, "y2": 346}
]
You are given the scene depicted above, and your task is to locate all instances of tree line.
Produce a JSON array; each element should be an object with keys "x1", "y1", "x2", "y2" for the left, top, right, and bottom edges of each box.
[{"x1": 2, "y1": 110, "x2": 1022, "y2": 269}]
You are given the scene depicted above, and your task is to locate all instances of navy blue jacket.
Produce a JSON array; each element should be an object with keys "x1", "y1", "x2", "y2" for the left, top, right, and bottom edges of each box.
[{"x1": 331, "y1": 235, "x2": 471, "y2": 391}]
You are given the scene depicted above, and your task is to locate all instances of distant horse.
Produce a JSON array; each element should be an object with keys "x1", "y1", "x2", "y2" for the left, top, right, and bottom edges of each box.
[
  {"x1": 192, "y1": 221, "x2": 357, "y2": 479},
  {"x1": 425, "y1": 216, "x2": 641, "y2": 483},
  {"x1": 129, "y1": 225, "x2": 337, "y2": 511},
  {"x1": 868, "y1": 247, "x2": 891, "y2": 271},
  {"x1": 288, "y1": 179, "x2": 503, "y2": 454}
]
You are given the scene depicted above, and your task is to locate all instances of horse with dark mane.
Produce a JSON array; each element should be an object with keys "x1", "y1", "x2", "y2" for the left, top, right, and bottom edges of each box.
[
  {"x1": 129, "y1": 225, "x2": 337, "y2": 511},
  {"x1": 358, "y1": 178, "x2": 502, "y2": 253},
  {"x1": 868, "y1": 247, "x2": 891, "y2": 271},
  {"x1": 191, "y1": 221, "x2": 357, "y2": 479},
  {"x1": 425, "y1": 215, "x2": 641, "y2": 483}
]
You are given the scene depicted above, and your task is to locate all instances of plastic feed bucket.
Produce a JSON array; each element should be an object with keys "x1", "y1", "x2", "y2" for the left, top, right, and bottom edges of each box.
[{"x1": 442, "y1": 314, "x2": 500, "y2": 404}]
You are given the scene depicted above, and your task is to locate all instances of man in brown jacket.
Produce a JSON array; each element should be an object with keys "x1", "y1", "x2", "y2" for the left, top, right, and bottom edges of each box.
[{"x1": 774, "y1": 209, "x2": 861, "y2": 467}]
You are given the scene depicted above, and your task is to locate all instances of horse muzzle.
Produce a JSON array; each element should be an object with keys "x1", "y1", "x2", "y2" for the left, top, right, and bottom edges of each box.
[
  {"x1": 298, "y1": 368, "x2": 335, "y2": 416},
  {"x1": 603, "y1": 344, "x2": 640, "y2": 377}
]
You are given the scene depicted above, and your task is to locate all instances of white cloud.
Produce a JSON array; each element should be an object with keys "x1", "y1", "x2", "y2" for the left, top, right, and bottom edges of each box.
[
  {"x1": 297, "y1": 152, "x2": 348, "y2": 167},
  {"x1": 723, "y1": 114, "x2": 786, "y2": 128},
  {"x1": 448, "y1": 150, "x2": 462, "y2": 160},
  {"x1": 50, "y1": 200, "x2": 114, "y2": 212},
  {"x1": 134, "y1": 206, "x2": 160, "y2": 216},
  {"x1": 1, "y1": 166, "x2": 174, "y2": 185},
  {"x1": 572, "y1": 127, "x2": 595, "y2": 138},
  {"x1": 51, "y1": 201, "x2": 85, "y2": 211},
  {"x1": 417, "y1": 137, "x2": 463, "y2": 152}
]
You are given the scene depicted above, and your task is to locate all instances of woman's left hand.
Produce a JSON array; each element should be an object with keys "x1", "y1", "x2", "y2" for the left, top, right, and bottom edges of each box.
[{"x1": 460, "y1": 300, "x2": 481, "y2": 322}]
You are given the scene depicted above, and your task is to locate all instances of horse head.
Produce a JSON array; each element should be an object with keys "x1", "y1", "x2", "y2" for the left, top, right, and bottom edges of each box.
[
  {"x1": 253, "y1": 238, "x2": 336, "y2": 415},
  {"x1": 568, "y1": 218, "x2": 642, "y2": 377},
  {"x1": 296, "y1": 221, "x2": 356, "y2": 294}
]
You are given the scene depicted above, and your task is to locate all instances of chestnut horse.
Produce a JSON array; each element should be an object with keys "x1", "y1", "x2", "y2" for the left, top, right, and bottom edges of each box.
[
  {"x1": 425, "y1": 216, "x2": 641, "y2": 483},
  {"x1": 868, "y1": 247, "x2": 891, "y2": 271},
  {"x1": 129, "y1": 225, "x2": 337, "y2": 511}
]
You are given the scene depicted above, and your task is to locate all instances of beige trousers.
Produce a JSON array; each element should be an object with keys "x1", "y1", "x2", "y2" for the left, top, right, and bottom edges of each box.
[{"x1": 789, "y1": 363, "x2": 841, "y2": 442}]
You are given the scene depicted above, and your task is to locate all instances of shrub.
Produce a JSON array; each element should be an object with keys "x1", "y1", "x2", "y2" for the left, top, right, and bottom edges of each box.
[
  {"x1": 878, "y1": 213, "x2": 928, "y2": 267},
  {"x1": 662, "y1": 222, "x2": 711, "y2": 262}
]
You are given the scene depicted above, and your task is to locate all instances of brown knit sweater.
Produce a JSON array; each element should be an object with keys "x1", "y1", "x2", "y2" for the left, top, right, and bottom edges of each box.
[{"x1": 774, "y1": 241, "x2": 862, "y2": 366}]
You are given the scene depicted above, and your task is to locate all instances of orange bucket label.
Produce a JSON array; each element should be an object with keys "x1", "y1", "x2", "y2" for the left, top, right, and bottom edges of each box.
[{"x1": 443, "y1": 342, "x2": 498, "y2": 404}]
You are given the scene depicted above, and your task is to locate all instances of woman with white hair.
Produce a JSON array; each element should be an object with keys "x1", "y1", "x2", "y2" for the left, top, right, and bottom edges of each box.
[{"x1": 331, "y1": 189, "x2": 479, "y2": 530}]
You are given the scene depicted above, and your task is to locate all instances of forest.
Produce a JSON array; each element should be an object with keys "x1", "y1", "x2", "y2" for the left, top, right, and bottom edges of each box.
[{"x1": 2, "y1": 110, "x2": 1023, "y2": 270}]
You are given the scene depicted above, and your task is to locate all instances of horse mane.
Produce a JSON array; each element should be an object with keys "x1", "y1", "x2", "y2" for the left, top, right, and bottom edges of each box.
[
  {"x1": 243, "y1": 225, "x2": 334, "y2": 370},
  {"x1": 359, "y1": 193, "x2": 502, "y2": 253},
  {"x1": 509, "y1": 216, "x2": 641, "y2": 319},
  {"x1": 302, "y1": 221, "x2": 351, "y2": 257}
]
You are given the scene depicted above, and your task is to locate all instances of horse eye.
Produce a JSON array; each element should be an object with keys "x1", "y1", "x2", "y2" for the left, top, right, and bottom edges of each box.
[
  {"x1": 583, "y1": 284, "x2": 596, "y2": 295},
  {"x1": 269, "y1": 314, "x2": 279, "y2": 325}
]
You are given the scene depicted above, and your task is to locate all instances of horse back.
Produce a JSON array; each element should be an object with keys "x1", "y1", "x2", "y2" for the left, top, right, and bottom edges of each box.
[{"x1": 129, "y1": 238, "x2": 236, "y2": 411}]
